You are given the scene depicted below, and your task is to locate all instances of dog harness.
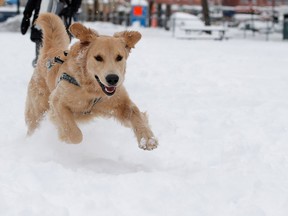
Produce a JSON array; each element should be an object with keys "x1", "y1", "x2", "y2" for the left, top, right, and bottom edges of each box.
[
  {"x1": 83, "y1": 97, "x2": 102, "y2": 115},
  {"x1": 46, "y1": 52, "x2": 80, "y2": 87},
  {"x1": 46, "y1": 52, "x2": 102, "y2": 114},
  {"x1": 58, "y1": 73, "x2": 80, "y2": 87},
  {"x1": 46, "y1": 51, "x2": 68, "y2": 70}
]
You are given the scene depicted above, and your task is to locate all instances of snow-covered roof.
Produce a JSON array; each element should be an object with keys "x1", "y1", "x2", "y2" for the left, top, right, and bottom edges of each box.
[
  {"x1": 131, "y1": 0, "x2": 148, "y2": 6},
  {"x1": 170, "y1": 12, "x2": 201, "y2": 21}
]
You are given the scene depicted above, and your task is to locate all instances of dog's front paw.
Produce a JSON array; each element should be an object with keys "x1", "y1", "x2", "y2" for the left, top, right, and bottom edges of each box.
[
  {"x1": 139, "y1": 137, "x2": 158, "y2": 151},
  {"x1": 59, "y1": 127, "x2": 83, "y2": 144}
]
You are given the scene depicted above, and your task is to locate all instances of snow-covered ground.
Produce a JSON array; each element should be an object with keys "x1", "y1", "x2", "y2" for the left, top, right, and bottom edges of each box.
[{"x1": 1, "y1": 20, "x2": 288, "y2": 216}]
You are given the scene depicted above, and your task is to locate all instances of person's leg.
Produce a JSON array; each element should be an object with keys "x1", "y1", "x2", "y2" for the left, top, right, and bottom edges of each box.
[
  {"x1": 32, "y1": 40, "x2": 41, "y2": 67},
  {"x1": 30, "y1": 26, "x2": 42, "y2": 67}
]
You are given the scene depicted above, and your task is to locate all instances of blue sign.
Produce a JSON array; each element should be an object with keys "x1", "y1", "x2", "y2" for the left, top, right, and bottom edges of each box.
[{"x1": 130, "y1": 5, "x2": 148, "y2": 27}]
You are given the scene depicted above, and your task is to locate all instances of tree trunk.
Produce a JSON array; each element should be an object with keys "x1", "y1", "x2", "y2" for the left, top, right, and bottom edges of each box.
[{"x1": 201, "y1": 0, "x2": 211, "y2": 26}]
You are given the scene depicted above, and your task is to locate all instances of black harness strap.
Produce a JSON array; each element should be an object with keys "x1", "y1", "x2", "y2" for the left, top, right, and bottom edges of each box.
[
  {"x1": 46, "y1": 52, "x2": 67, "y2": 70},
  {"x1": 46, "y1": 53, "x2": 79, "y2": 87},
  {"x1": 58, "y1": 73, "x2": 80, "y2": 87},
  {"x1": 92, "y1": 97, "x2": 102, "y2": 106},
  {"x1": 54, "y1": 56, "x2": 65, "y2": 64},
  {"x1": 83, "y1": 97, "x2": 102, "y2": 115}
]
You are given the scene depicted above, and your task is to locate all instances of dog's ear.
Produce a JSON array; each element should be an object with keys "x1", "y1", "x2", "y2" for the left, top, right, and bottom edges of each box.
[
  {"x1": 114, "y1": 31, "x2": 142, "y2": 51},
  {"x1": 69, "y1": 23, "x2": 98, "y2": 44}
]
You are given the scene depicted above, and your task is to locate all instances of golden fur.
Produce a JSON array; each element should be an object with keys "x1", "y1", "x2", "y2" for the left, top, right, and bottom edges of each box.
[{"x1": 25, "y1": 13, "x2": 158, "y2": 150}]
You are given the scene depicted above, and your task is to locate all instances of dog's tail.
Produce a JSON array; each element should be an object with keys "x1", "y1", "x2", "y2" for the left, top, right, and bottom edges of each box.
[{"x1": 36, "y1": 13, "x2": 70, "y2": 52}]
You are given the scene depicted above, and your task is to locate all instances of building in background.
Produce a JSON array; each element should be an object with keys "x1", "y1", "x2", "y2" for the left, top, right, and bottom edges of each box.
[
  {"x1": 79, "y1": 0, "x2": 288, "y2": 28},
  {"x1": 1, "y1": 0, "x2": 288, "y2": 28}
]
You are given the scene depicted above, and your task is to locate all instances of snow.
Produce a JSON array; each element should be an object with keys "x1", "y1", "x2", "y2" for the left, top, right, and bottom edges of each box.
[
  {"x1": 131, "y1": 0, "x2": 148, "y2": 6},
  {"x1": 1, "y1": 20, "x2": 288, "y2": 216},
  {"x1": 169, "y1": 12, "x2": 225, "y2": 39},
  {"x1": 0, "y1": 5, "x2": 20, "y2": 12},
  {"x1": 0, "y1": 15, "x2": 21, "y2": 32},
  {"x1": 170, "y1": 12, "x2": 204, "y2": 29},
  {"x1": 171, "y1": 12, "x2": 201, "y2": 20}
]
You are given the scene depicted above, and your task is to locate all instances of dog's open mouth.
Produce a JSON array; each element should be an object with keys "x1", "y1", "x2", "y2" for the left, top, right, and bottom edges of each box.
[{"x1": 95, "y1": 76, "x2": 116, "y2": 96}]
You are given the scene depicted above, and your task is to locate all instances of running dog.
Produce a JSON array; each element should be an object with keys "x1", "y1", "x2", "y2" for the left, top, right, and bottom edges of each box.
[{"x1": 25, "y1": 13, "x2": 158, "y2": 150}]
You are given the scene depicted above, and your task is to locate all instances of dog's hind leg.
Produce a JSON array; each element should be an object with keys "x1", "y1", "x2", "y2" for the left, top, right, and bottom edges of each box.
[{"x1": 25, "y1": 75, "x2": 50, "y2": 135}]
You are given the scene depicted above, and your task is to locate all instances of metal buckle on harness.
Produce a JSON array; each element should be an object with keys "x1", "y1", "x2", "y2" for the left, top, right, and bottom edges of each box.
[
  {"x1": 46, "y1": 51, "x2": 68, "y2": 70},
  {"x1": 46, "y1": 58, "x2": 55, "y2": 70}
]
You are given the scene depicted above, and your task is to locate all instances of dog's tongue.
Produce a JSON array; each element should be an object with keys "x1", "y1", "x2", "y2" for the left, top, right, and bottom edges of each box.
[{"x1": 105, "y1": 86, "x2": 116, "y2": 93}]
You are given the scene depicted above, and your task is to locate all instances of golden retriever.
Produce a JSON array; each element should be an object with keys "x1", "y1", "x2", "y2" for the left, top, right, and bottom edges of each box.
[{"x1": 25, "y1": 13, "x2": 158, "y2": 150}]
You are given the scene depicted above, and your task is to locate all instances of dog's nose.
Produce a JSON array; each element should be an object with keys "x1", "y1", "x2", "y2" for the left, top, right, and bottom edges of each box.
[{"x1": 105, "y1": 74, "x2": 119, "y2": 86}]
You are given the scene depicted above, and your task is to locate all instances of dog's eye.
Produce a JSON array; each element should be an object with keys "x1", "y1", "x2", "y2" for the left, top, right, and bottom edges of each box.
[
  {"x1": 116, "y1": 55, "x2": 123, "y2": 62},
  {"x1": 95, "y1": 55, "x2": 103, "y2": 62}
]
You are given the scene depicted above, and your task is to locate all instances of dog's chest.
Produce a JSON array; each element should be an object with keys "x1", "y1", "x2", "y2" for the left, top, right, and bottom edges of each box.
[
  {"x1": 70, "y1": 93, "x2": 102, "y2": 114},
  {"x1": 62, "y1": 79, "x2": 114, "y2": 116},
  {"x1": 81, "y1": 97, "x2": 102, "y2": 114},
  {"x1": 66, "y1": 79, "x2": 102, "y2": 113}
]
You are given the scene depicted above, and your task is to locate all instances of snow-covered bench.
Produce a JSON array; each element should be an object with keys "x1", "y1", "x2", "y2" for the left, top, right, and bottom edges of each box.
[
  {"x1": 177, "y1": 25, "x2": 228, "y2": 40},
  {"x1": 169, "y1": 12, "x2": 228, "y2": 40}
]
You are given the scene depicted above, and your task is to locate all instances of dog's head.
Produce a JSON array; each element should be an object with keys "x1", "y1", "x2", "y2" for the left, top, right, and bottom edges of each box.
[{"x1": 69, "y1": 23, "x2": 141, "y2": 96}]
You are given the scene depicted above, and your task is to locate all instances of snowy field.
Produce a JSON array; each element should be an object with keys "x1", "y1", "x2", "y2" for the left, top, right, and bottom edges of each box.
[{"x1": 1, "y1": 19, "x2": 288, "y2": 216}]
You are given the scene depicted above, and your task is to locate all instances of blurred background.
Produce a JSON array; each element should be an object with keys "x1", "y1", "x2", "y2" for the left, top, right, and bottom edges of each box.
[{"x1": 1, "y1": 0, "x2": 288, "y2": 40}]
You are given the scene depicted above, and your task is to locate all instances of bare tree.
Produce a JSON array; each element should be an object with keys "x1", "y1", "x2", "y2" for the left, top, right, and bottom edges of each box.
[{"x1": 201, "y1": 0, "x2": 211, "y2": 26}]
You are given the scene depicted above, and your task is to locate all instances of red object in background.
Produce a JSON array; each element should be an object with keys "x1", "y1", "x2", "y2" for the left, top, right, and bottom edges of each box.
[{"x1": 133, "y1": 6, "x2": 143, "y2": 16}]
